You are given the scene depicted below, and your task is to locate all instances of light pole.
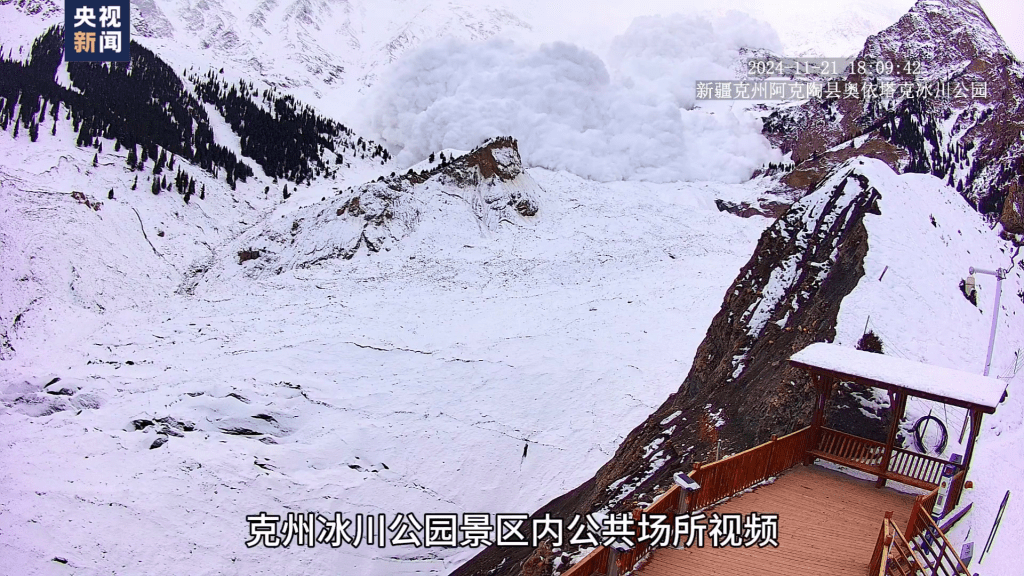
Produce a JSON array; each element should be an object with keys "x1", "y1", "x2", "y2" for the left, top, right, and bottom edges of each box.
[
  {"x1": 968, "y1": 266, "x2": 1007, "y2": 377},
  {"x1": 958, "y1": 266, "x2": 1007, "y2": 443}
]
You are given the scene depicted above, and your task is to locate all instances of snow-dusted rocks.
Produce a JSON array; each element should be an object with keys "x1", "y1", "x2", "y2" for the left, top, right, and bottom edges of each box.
[{"x1": 222, "y1": 137, "x2": 540, "y2": 276}]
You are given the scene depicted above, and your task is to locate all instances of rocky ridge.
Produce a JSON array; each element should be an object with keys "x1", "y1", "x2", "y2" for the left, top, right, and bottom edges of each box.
[
  {"x1": 762, "y1": 0, "x2": 1024, "y2": 239},
  {"x1": 223, "y1": 137, "x2": 540, "y2": 277}
]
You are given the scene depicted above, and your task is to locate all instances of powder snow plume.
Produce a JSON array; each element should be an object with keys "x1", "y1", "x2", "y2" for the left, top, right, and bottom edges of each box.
[{"x1": 370, "y1": 13, "x2": 783, "y2": 183}]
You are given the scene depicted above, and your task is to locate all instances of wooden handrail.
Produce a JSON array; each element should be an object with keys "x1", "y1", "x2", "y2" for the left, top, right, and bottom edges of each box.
[
  {"x1": 870, "y1": 515, "x2": 938, "y2": 576},
  {"x1": 560, "y1": 426, "x2": 811, "y2": 576},
  {"x1": 689, "y1": 426, "x2": 811, "y2": 512},
  {"x1": 561, "y1": 544, "x2": 609, "y2": 576},
  {"x1": 869, "y1": 511, "x2": 894, "y2": 575},
  {"x1": 819, "y1": 426, "x2": 886, "y2": 449},
  {"x1": 886, "y1": 485, "x2": 972, "y2": 576},
  {"x1": 906, "y1": 486, "x2": 939, "y2": 540}
]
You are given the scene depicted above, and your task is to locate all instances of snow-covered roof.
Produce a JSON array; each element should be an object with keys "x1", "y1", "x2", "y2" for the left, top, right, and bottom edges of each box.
[{"x1": 790, "y1": 343, "x2": 1008, "y2": 412}]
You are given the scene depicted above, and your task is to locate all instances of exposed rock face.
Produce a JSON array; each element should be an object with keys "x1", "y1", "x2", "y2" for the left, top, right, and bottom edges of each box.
[
  {"x1": 229, "y1": 137, "x2": 540, "y2": 276},
  {"x1": 763, "y1": 0, "x2": 1024, "y2": 235},
  {"x1": 452, "y1": 160, "x2": 889, "y2": 576},
  {"x1": 715, "y1": 198, "x2": 791, "y2": 219}
]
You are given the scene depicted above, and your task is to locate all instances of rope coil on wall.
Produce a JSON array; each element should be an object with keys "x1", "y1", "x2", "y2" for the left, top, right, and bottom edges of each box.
[{"x1": 913, "y1": 415, "x2": 948, "y2": 454}]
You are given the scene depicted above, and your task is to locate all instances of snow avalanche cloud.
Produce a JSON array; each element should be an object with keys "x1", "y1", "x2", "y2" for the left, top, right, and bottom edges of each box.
[{"x1": 371, "y1": 13, "x2": 784, "y2": 183}]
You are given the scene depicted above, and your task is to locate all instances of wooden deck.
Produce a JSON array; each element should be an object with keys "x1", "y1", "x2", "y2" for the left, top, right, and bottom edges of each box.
[{"x1": 635, "y1": 464, "x2": 919, "y2": 576}]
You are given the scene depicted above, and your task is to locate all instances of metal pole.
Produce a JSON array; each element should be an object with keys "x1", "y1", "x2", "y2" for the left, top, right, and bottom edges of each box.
[
  {"x1": 968, "y1": 267, "x2": 1006, "y2": 377},
  {"x1": 959, "y1": 267, "x2": 1005, "y2": 444}
]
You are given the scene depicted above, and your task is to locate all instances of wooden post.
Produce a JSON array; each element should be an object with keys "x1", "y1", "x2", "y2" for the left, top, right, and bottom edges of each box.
[
  {"x1": 685, "y1": 463, "x2": 701, "y2": 513},
  {"x1": 960, "y1": 409, "x2": 984, "y2": 497},
  {"x1": 805, "y1": 374, "x2": 829, "y2": 465},
  {"x1": 907, "y1": 494, "x2": 924, "y2": 539},
  {"x1": 876, "y1": 390, "x2": 907, "y2": 488},
  {"x1": 763, "y1": 434, "x2": 778, "y2": 479},
  {"x1": 607, "y1": 546, "x2": 620, "y2": 576}
]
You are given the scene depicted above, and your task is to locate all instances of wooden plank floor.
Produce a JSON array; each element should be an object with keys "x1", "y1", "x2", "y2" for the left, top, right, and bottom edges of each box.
[{"x1": 635, "y1": 464, "x2": 919, "y2": 576}]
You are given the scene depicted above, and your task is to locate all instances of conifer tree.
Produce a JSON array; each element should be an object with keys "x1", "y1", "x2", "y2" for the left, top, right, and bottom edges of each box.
[
  {"x1": 131, "y1": 175, "x2": 138, "y2": 190},
  {"x1": 127, "y1": 146, "x2": 137, "y2": 170},
  {"x1": 283, "y1": 184, "x2": 290, "y2": 200},
  {"x1": 108, "y1": 189, "x2": 114, "y2": 199},
  {"x1": 93, "y1": 152, "x2": 98, "y2": 167},
  {"x1": 200, "y1": 184, "x2": 205, "y2": 200}
]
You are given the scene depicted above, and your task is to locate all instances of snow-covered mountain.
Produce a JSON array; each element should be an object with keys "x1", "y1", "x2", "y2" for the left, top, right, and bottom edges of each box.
[
  {"x1": 2, "y1": 0, "x2": 1024, "y2": 575},
  {"x1": 764, "y1": 0, "x2": 1024, "y2": 238}
]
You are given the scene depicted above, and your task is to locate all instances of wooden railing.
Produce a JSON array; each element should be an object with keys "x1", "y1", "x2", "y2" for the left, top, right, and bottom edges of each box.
[
  {"x1": 905, "y1": 511, "x2": 972, "y2": 575},
  {"x1": 868, "y1": 512, "x2": 892, "y2": 575},
  {"x1": 614, "y1": 486, "x2": 682, "y2": 574},
  {"x1": 687, "y1": 426, "x2": 811, "y2": 512},
  {"x1": 907, "y1": 487, "x2": 939, "y2": 541},
  {"x1": 562, "y1": 545, "x2": 610, "y2": 576},
  {"x1": 944, "y1": 470, "x2": 967, "y2": 517},
  {"x1": 869, "y1": 486, "x2": 972, "y2": 576},
  {"x1": 869, "y1": 514, "x2": 929, "y2": 576},
  {"x1": 888, "y1": 447, "x2": 958, "y2": 491},
  {"x1": 811, "y1": 427, "x2": 885, "y2": 472},
  {"x1": 561, "y1": 485, "x2": 681, "y2": 576},
  {"x1": 562, "y1": 427, "x2": 810, "y2": 576},
  {"x1": 811, "y1": 428, "x2": 961, "y2": 492}
]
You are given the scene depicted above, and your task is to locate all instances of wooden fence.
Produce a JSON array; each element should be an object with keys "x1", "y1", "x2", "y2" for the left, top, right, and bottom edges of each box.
[
  {"x1": 868, "y1": 485, "x2": 972, "y2": 576},
  {"x1": 687, "y1": 426, "x2": 811, "y2": 512},
  {"x1": 888, "y1": 447, "x2": 958, "y2": 491},
  {"x1": 811, "y1": 427, "x2": 962, "y2": 493},
  {"x1": 561, "y1": 484, "x2": 681, "y2": 576},
  {"x1": 562, "y1": 427, "x2": 810, "y2": 576},
  {"x1": 812, "y1": 427, "x2": 886, "y2": 471}
]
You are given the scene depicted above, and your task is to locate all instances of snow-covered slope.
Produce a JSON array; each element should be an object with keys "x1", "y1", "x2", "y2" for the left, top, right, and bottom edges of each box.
[
  {"x1": 453, "y1": 156, "x2": 1024, "y2": 575},
  {"x1": 3, "y1": 1, "x2": 1024, "y2": 575},
  {"x1": 213, "y1": 137, "x2": 541, "y2": 280},
  {"x1": 0, "y1": 119, "x2": 775, "y2": 573},
  {"x1": 832, "y1": 159, "x2": 1024, "y2": 575}
]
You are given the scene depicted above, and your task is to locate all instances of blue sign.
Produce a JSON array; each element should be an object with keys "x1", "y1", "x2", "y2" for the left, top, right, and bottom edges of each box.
[{"x1": 64, "y1": 0, "x2": 130, "y2": 62}]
